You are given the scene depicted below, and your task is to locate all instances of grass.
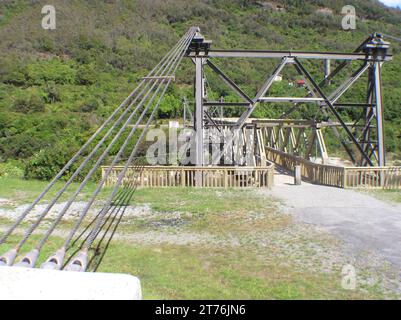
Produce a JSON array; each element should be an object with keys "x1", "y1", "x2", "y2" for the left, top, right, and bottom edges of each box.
[
  {"x1": 0, "y1": 176, "x2": 111, "y2": 205},
  {"x1": 358, "y1": 189, "x2": 401, "y2": 204},
  {"x1": 123, "y1": 188, "x2": 289, "y2": 234},
  {"x1": 0, "y1": 234, "x2": 383, "y2": 300},
  {"x1": 97, "y1": 242, "x2": 381, "y2": 300},
  {"x1": 0, "y1": 177, "x2": 393, "y2": 299}
]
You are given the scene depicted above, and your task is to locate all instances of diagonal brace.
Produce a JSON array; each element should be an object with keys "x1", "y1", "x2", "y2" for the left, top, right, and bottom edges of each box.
[
  {"x1": 206, "y1": 60, "x2": 253, "y2": 104},
  {"x1": 294, "y1": 58, "x2": 373, "y2": 166}
]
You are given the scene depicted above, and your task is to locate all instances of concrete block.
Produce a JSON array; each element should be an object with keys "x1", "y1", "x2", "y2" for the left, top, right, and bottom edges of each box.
[{"x1": 0, "y1": 266, "x2": 142, "y2": 300}]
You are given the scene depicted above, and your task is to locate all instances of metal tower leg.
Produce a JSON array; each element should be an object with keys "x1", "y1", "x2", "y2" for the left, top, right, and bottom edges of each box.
[
  {"x1": 195, "y1": 57, "x2": 205, "y2": 167},
  {"x1": 374, "y1": 62, "x2": 386, "y2": 167}
]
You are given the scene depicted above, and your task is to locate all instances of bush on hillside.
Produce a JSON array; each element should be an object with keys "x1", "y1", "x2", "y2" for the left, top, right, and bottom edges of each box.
[
  {"x1": 0, "y1": 161, "x2": 24, "y2": 178},
  {"x1": 25, "y1": 59, "x2": 76, "y2": 86},
  {"x1": 12, "y1": 91, "x2": 45, "y2": 113},
  {"x1": 79, "y1": 98, "x2": 100, "y2": 113},
  {"x1": 76, "y1": 64, "x2": 97, "y2": 85},
  {"x1": 24, "y1": 141, "x2": 101, "y2": 182},
  {"x1": 24, "y1": 144, "x2": 73, "y2": 181},
  {"x1": 44, "y1": 81, "x2": 61, "y2": 103}
]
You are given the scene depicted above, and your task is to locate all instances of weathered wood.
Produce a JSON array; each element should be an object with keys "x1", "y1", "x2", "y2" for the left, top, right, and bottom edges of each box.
[
  {"x1": 101, "y1": 164, "x2": 275, "y2": 189},
  {"x1": 266, "y1": 147, "x2": 401, "y2": 189},
  {"x1": 344, "y1": 166, "x2": 401, "y2": 189}
]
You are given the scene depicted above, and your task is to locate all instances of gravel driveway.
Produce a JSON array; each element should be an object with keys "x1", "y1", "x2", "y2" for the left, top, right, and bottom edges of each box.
[{"x1": 262, "y1": 171, "x2": 401, "y2": 269}]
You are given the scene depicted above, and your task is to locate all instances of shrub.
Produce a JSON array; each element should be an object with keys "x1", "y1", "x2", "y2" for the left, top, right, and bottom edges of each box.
[
  {"x1": 25, "y1": 59, "x2": 76, "y2": 85},
  {"x1": 24, "y1": 141, "x2": 100, "y2": 182},
  {"x1": 24, "y1": 144, "x2": 73, "y2": 181},
  {"x1": 44, "y1": 81, "x2": 61, "y2": 103},
  {"x1": 36, "y1": 37, "x2": 55, "y2": 53},
  {"x1": 0, "y1": 161, "x2": 24, "y2": 178},
  {"x1": 79, "y1": 98, "x2": 100, "y2": 113},
  {"x1": 1, "y1": 132, "x2": 48, "y2": 160},
  {"x1": 76, "y1": 64, "x2": 97, "y2": 85},
  {"x1": 157, "y1": 94, "x2": 181, "y2": 118},
  {"x1": 0, "y1": 56, "x2": 27, "y2": 86},
  {"x1": 12, "y1": 92, "x2": 45, "y2": 113}
]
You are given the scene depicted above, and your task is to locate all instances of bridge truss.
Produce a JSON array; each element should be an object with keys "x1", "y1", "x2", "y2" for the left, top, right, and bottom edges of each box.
[{"x1": 187, "y1": 31, "x2": 392, "y2": 167}]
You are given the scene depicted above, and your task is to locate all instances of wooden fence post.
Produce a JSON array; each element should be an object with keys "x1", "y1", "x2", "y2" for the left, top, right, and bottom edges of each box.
[
  {"x1": 223, "y1": 169, "x2": 227, "y2": 188},
  {"x1": 343, "y1": 168, "x2": 347, "y2": 189}
]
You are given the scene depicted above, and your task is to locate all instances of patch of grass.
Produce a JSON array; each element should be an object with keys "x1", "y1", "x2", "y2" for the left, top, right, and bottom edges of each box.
[
  {"x1": 358, "y1": 189, "x2": 401, "y2": 204},
  {"x1": 128, "y1": 188, "x2": 290, "y2": 234},
  {"x1": 0, "y1": 176, "x2": 112, "y2": 205},
  {"x1": 0, "y1": 232, "x2": 388, "y2": 300},
  {"x1": 97, "y1": 242, "x2": 383, "y2": 300},
  {"x1": 0, "y1": 217, "x2": 12, "y2": 226},
  {"x1": 131, "y1": 188, "x2": 266, "y2": 214}
]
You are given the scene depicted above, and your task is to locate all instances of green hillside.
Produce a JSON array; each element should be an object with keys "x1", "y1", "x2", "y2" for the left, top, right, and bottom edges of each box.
[{"x1": 0, "y1": 0, "x2": 400, "y2": 179}]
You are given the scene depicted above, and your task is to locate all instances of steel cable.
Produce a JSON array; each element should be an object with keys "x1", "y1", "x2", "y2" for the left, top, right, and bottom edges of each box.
[
  {"x1": 0, "y1": 33, "x2": 188, "y2": 248},
  {"x1": 63, "y1": 166, "x2": 142, "y2": 267},
  {"x1": 61, "y1": 31, "x2": 194, "y2": 251},
  {"x1": 7, "y1": 32, "x2": 189, "y2": 257},
  {"x1": 82, "y1": 30, "x2": 196, "y2": 255},
  {"x1": 32, "y1": 29, "x2": 197, "y2": 268},
  {"x1": 66, "y1": 189, "x2": 127, "y2": 251},
  {"x1": 0, "y1": 29, "x2": 196, "y2": 269},
  {"x1": 71, "y1": 164, "x2": 142, "y2": 249},
  {"x1": 78, "y1": 167, "x2": 143, "y2": 271}
]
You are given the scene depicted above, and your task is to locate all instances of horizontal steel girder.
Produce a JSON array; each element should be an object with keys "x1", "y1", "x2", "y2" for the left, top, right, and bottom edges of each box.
[
  {"x1": 258, "y1": 97, "x2": 325, "y2": 103},
  {"x1": 188, "y1": 50, "x2": 392, "y2": 61}
]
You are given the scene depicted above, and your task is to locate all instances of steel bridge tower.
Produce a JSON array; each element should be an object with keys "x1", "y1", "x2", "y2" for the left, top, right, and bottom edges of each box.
[{"x1": 186, "y1": 29, "x2": 392, "y2": 167}]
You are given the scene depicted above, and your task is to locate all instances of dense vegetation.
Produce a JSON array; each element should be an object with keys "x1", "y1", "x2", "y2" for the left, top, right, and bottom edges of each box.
[{"x1": 0, "y1": 0, "x2": 400, "y2": 179}]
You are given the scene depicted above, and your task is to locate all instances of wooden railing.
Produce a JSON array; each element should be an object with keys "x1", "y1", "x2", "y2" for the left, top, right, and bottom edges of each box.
[
  {"x1": 266, "y1": 147, "x2": 401, "y2": 189},
  {"x1": 102, "y1": 164, "x2": 275, "y2": 189},
  {"x1": 266, "y1": 147, "x2": 345, "y2": 187},
  {"x1": 344, "y1": 167, "x2": 401, "y2": 189}
]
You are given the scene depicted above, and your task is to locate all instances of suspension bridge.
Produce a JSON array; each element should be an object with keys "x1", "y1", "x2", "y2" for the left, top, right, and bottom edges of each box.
[{"x1": 0, "y1": 27, "x2": 400, "y2": 290}]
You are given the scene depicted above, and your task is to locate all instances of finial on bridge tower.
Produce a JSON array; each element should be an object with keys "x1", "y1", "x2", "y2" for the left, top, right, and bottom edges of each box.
[
  {"x1": 187, "y1": 28, "x2": 212, "y2": 56},
  {"x1": 364, "y1": 33, "x2": 391, "y2": 61}
]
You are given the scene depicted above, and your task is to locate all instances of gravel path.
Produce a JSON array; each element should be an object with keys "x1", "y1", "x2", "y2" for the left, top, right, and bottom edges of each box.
[
  {"x1": 262, "y1": 171, "x2": 401, "y2": 270},
  {"x1": 0, "y1": 200, "x2": 152, "y2": 222}
]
